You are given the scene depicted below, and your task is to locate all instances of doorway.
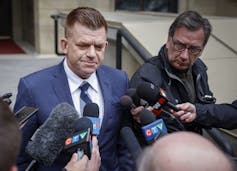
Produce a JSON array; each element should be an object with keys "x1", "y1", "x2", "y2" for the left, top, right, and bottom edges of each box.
[{"x1": 0, "y1": 0, "x2": 12, "y2": 39}]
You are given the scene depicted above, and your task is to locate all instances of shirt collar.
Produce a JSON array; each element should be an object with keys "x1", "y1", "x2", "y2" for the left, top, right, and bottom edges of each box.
[{"x1": 63, "y1": 59, "x2": 99, "y2": 93}]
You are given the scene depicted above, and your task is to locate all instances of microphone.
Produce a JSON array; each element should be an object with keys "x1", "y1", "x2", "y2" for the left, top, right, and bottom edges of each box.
[
  {"x1": 64, "y1": 117, "x2": 93, "y2": 159},
  {"x1": 120, "y1": 95, "x2": 136, "y2": 109},
  {"x1": 120, "y1": 126, "x2": 142, "y2": 160},
  {"x1": 140, "y1": 108, "x2": 167, "y2": 145},
  {"x1": 136, "y1": 82, "x2": 186, "y2": 131},
  {"x1": 126, "y1": 88, "x2": 148, "y2": 107},
  {"x1": 83, "y1": 103, "x2": 100, "y2": 136},
  {"x1": 126, "y1": 88, "x2": 141, "y2": 106},
  {"x1": 26, "y1": 103, "x2": 79, "y2": 166},
  {"x1": 136, "y1": 82, "x2": 179, "y2": 114},
  {"x1": 1, "y1": 92, "x2": 12, "y2": 105}
]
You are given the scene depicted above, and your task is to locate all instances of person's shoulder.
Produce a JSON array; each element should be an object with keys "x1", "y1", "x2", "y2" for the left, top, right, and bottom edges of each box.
[
  {"x1": 133, "y1": 56, "x2": 162, "y2": 75},
  {"x1": 195, "y1": 58, "x2": 207, "y2": 68},
  {"x1": 194, "y1": 58, "x2": 208, "y2": 70},
  {"x1": 22, "y1": 62, "x2": 62, "y2": 81},
  {"x1": 130, "y1": 56, "x2": 162, "y2": 87},
  {"x1": 99, "y1": 65, "x2": 127, "y2": 75},
  {"x1": 148, "y1": 55, "x2": 162, "y2": 64},
  {"x1": 98, "y1": 65, "x2": 128, "y2": 83}
]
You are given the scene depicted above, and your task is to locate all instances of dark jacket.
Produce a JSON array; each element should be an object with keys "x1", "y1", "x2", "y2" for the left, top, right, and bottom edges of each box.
[
  {"x1": 130, "y1": 45, "x2": 214, "y2": 133},
  {"x1": 195, "y1": 99, "x2": 237, "y2": 130}
]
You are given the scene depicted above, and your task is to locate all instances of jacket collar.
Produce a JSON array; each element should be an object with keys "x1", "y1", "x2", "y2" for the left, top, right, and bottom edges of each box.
[
  {"x1": 52, "y1": 59, "x2": 74, "y2": 107},
  {"x1": 156, "y1": 45, "x2": 208, "y2": 81}
]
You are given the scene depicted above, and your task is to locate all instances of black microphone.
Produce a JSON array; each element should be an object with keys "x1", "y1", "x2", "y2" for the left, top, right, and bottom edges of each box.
[
  {"x1": 136, "y1": 82, "x2": 179, "y2": 114},
  {"x1": 140, "y1": 108, "x2": 156, "y2": 125},
  {"x1": 126, "y1": 88, "x2": 148, "y2": 107},
  {"x1": 139, "y1": 108, "x2": 167, "y2": 145},
  {"x1": 126, "y1": 88, "x2": 141, "y2": 106},
  {"x1": 1, "y1": 92, "x2": 12, "y2": 105},
  {"x1": 64, "y1": 117, "x2": 93, "y2": 159},
  {"x1": 120, "y1": 95, "x2": 136, "y2": 109},
  {"x1": 26, "y1": 103, "x2": 79, "y2": 166},
  {"x1": 1, "y1": 92, "x2": 12, "y2": 99},
  {"x1": 120, "y1": 126, "x2": 142, "y2": 160},
  {"x1": 137, "y1": 83, "x2": 185, "y2": 131},
  {"x1": 74, "y1": 117, "x2": 93, "y2": 133},
  {"x1": 83, "y1": 103, "x2": 100, "y2": 136}
]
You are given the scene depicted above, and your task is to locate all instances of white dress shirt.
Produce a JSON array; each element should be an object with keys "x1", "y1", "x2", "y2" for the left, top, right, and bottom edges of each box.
[{"x1": 63, "y1": 59, "x2": 104, "y2": 124}]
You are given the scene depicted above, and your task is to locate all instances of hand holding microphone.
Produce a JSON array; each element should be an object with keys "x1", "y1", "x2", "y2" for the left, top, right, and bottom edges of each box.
[
  {"x1": 121, "y1": 82, "x2": 178, "y2": 125},
  {"x1": 64, "y1": 103, "x2": 101, "y2": 163},
  {"x1": 126, "y1": 83, "x2": 186, "y2": 131},
  {"x1": 64, "y1": 153, "x2": 88, "y2": 171},
  {"x1": 64, "y1": 136, "x2": 101, "y2": 171},
  {"x1": 88, "y1": 136, "x2": 101, "y2": 171},
  {"x1": 120, "y1": 94, "x2": 151, "y2": 123},
  {"x1": 125, "y1": 88, "x2": 149, "y2": 107},
  {"x1": 172, "y1": 102, "x2": 197, "y2": 123},
  {"x1": 64, "y1": 117, "x2": 93, "y2": 159},
  {"x1": 136, "y1": 82, "x2": 179, "y2": 115}
]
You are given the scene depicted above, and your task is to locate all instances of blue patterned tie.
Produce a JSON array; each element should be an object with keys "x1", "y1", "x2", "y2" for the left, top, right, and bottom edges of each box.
[{"x1": 79, "y1": 82, "x2": 92, "y2": 113}]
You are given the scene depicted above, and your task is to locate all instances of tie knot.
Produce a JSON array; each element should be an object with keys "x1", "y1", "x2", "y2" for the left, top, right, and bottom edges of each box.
[{"x1": 80, "y1": 82, "x2": 90, "y2": 92}]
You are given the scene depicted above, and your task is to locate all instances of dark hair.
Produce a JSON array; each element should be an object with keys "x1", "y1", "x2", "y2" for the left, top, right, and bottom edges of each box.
[
  {"x1": 168, "y1": 10, "x2": 212, "y2": 46},
  {"x1": 0, "y1": 98, "x2": 21, "y2": 171},
  {"x1": 65, "y1": 7, "x2": 108, "y2": 37}
]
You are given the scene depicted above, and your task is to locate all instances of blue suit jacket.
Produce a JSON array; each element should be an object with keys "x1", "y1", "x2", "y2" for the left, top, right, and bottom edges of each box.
[{"x1": 14, "y1": 60, "x2": 134, "y2": 171}]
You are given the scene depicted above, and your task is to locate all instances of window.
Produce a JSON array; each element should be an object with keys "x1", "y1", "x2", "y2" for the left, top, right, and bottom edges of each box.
[{"x1": 115, "y1": 0, "x2": 177, "y2": 13}]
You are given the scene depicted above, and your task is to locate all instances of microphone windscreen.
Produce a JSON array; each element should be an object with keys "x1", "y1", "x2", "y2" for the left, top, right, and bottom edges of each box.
[
  {"x1": 120, "y1": 95, "x2": 133, "y2": 108},
  {"x1": 140, "y1": 108, "x2": 156, "y2": 126},
  {"x1": 26, "y1": 103, "x2": 79, "y2": 166},
  {"x1": 136, "y1": 82, "x2": 160, "y2": 105},
  {"x1": 83, "y1": 103, "x2": 99, "y2": 117},
  {"x1": 75, "y1": 117, "x2": 93, "y2": 132},
  {"x1": 120, "y1": 126, "x2": 142, "y2": 160}
]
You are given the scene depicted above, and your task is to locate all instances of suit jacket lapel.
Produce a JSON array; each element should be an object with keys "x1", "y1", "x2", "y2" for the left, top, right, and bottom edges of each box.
[
  {"x1": 96, "y1": 66, "x2": 112, "y2": 142},
  {"x1": 52, "y1": 61, "x2": 74, "y2": 107}
]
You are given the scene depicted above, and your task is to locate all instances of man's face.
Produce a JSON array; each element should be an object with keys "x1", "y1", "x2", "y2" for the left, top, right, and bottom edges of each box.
[
  {"x1": 61, "y1": 23, "x2": 108, "y2": 79},
  {"x1": 166, "y1": 27, "x2": 205, "y2": 71}
]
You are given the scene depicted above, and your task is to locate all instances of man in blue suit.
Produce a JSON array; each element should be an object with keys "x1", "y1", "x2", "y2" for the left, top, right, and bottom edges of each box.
[{"x1": 14, "y1": 7, "x2": 134, "y2": 171}]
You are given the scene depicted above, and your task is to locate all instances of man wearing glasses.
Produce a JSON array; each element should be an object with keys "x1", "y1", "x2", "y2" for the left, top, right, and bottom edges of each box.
[{"x1": 129, "y1": 11, "x2": 214, "y2": 134}]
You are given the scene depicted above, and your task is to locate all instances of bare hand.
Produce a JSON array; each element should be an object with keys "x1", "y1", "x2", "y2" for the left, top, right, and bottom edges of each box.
[
  {"x1": 130, "y1": 106, "x2": 144, "y2": 123},
  {"x1": 64, "y1": 136, "x2": 101, "y2": 171},
  {"x1": 172, "y1": 102, "x2": 197, "y2": 123},
  {"x1": 65, "y1": 153, "x2": 89, "y2": 171},
  {"x1": 88, "y1": 136, "x2": 101, "y2": 171}
]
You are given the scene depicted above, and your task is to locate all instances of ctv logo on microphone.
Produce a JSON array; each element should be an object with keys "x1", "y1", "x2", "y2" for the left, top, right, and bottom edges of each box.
[
  {"x1": 142, "y1": 119, "x2": 167, "y2": 142},
  {"x1": 64, "y1": 128, "x2": 91, "y2": 149}
]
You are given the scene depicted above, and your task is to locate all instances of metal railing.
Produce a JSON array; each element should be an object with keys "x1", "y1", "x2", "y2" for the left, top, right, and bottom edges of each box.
[
  {"x1": 211, "y1": 33, "x2": 237, "y2": 56},
  {"x1": 50, "y1": 14, "x2": 65, "y2": 56},
  {"x1": 115, "y1": 28, "x2": 150, "y2": 69}
]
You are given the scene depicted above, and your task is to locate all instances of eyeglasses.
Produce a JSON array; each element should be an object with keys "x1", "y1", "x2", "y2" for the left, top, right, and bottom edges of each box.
[{"x1": 171, "y1": 37, "x2": 203, "y2": 55}]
